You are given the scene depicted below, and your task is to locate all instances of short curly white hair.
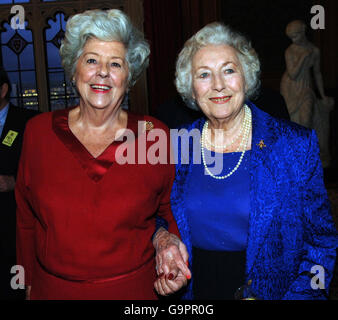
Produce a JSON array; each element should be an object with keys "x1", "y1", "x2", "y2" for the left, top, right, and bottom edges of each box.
[
  {"x1": 175, "y1": 22, "x2": 261, "y2": 110},
  {"x1": 60, "y1": 9, "x2": 150, "y2": 88}
]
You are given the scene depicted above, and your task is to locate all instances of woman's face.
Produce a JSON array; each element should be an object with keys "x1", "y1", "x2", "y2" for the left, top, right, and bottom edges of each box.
[
  {"x1": 74, "y1": 38, "x2": 129, "y2": 110},
  {"x1": 191, "y1": 44, "x2": 246, "y2": 123}
]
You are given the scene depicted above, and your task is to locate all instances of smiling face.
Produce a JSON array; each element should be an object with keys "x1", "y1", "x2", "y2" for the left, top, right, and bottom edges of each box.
[
  {"x1": 74, "y1": 38, "x2": 129, "y2": 111},
  {"x1": 191, "y1": 44, "x2": 246, "y2": 124}
]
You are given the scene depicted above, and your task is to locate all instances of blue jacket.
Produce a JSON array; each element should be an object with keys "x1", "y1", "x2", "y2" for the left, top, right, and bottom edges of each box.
[{"x1": 170, "y1": 101, "x2": 338, "y2": 300}]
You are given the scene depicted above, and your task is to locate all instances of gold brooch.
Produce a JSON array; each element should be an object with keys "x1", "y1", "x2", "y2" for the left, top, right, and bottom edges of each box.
[
  {"x1": 145, "y1": 121, "x2": 154, "y2": 131},
  {"x1": 257, "y1": 140, "x2": 266, "y2": 149}
]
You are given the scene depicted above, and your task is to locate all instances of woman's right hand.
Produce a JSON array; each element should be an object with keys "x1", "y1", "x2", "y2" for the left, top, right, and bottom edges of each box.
[{"x1": 153, "y1": 228, "x2": 191, "y2": 295}]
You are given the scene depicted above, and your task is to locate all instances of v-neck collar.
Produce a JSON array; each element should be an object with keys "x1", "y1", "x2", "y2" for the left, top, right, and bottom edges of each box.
[{"x1": 52, "y1": 107, "x2": 142, "y2": 183}]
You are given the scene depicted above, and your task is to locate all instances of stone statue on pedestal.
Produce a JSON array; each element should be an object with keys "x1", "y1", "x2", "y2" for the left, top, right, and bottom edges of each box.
[{"x1": 280, "y1": 20, "x2": 334, "y2": 167}]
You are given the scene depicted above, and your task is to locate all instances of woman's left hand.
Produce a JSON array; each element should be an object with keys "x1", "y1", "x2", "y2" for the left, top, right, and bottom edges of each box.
[{"x1": 153, "y1": 228, "x2": 191, "y2": 296}]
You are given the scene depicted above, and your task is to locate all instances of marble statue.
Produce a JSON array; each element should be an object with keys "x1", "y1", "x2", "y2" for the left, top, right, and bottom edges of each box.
[{"x1": 280, "y1": 20, "x2": 334, "y2": 167}]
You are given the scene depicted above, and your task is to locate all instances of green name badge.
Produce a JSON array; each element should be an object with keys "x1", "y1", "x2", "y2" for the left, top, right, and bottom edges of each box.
[{"x1": 2, "y1": 130, "x2": 19, "y2": 147}]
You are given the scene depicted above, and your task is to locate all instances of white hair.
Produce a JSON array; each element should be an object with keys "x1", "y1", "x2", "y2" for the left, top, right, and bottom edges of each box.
[
  {"x1": 60, "y1": 9, "x2": 150, "y2": 87},
  {"x1": 175, "y1": 22, "x2": 261, "y2": 110}
]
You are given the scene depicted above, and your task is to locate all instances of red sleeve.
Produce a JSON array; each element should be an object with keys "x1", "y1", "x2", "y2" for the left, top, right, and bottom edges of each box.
[
  {"x1": 15, "y1": 121, "x2": 35, "y2": 286},
  {"x1": 157, "y1": 161, "x2": 180, "y2": 238},
  {"x1": 152, "y1": 117, "x2": 180, "y2": 238}
]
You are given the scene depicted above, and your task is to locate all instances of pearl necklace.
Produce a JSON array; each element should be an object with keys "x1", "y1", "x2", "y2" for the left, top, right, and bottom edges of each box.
[
  {"x1": 201, "y1": 105, "x2": 252, "y2": 180},
  {"x1": 204, "y1": 115, "x2": 244, "y2": 149}
]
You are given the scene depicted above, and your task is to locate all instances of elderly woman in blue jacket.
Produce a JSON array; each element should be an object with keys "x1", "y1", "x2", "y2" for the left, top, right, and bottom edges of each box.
[{"x1": 153, "y1": 22, "x2": 338, "y2": 300}]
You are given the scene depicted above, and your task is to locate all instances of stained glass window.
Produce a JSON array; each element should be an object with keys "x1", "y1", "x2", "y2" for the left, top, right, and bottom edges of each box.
[
  {"x1": 0, "y1": 1, "x2": 30, "y2": 4},
  {"x1": 45, "y1": 12, "x2": 78, "y2": 111},
  {"x1": 0, "y1": 0, "x2": 133, "y2": 113},
  {"x1": 0, "y1": 21, "x2": 38, "y2": 110}
]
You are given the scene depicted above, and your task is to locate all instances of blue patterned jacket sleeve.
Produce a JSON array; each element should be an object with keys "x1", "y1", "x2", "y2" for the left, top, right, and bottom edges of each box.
[
  {"x1": 152, "y1": 216, "x2": 169, "y2": 241},
  {"x1": 282, "y1": 130, "x2": 338, "y2": 299},
  {"x1": 154, "y1": 216, "x2": 169, "y2": 235}
]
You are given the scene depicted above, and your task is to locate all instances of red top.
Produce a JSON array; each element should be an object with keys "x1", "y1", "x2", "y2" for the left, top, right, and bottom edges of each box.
[{"x1": 15, "y1": 108, "x2": 180, "y2": 299}]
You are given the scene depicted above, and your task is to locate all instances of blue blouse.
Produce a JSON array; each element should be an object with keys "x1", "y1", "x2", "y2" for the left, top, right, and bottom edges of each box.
[
  {"x1": 0, "y1": 103, "x2": 9, "y2": 137},
  {"x1": 185, "y1": 149, "x2": 250, "y2": 251}
]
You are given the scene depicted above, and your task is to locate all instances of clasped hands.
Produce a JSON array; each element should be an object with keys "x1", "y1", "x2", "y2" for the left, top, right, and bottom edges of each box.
[{"x1": 153, "y1": 227, "x2": 191, "y2": 296}]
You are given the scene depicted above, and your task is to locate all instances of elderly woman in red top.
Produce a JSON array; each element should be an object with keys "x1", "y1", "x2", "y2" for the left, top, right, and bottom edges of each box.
[{"x1": 15, "y1": 9, "x2": 190, "y2": 300}]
